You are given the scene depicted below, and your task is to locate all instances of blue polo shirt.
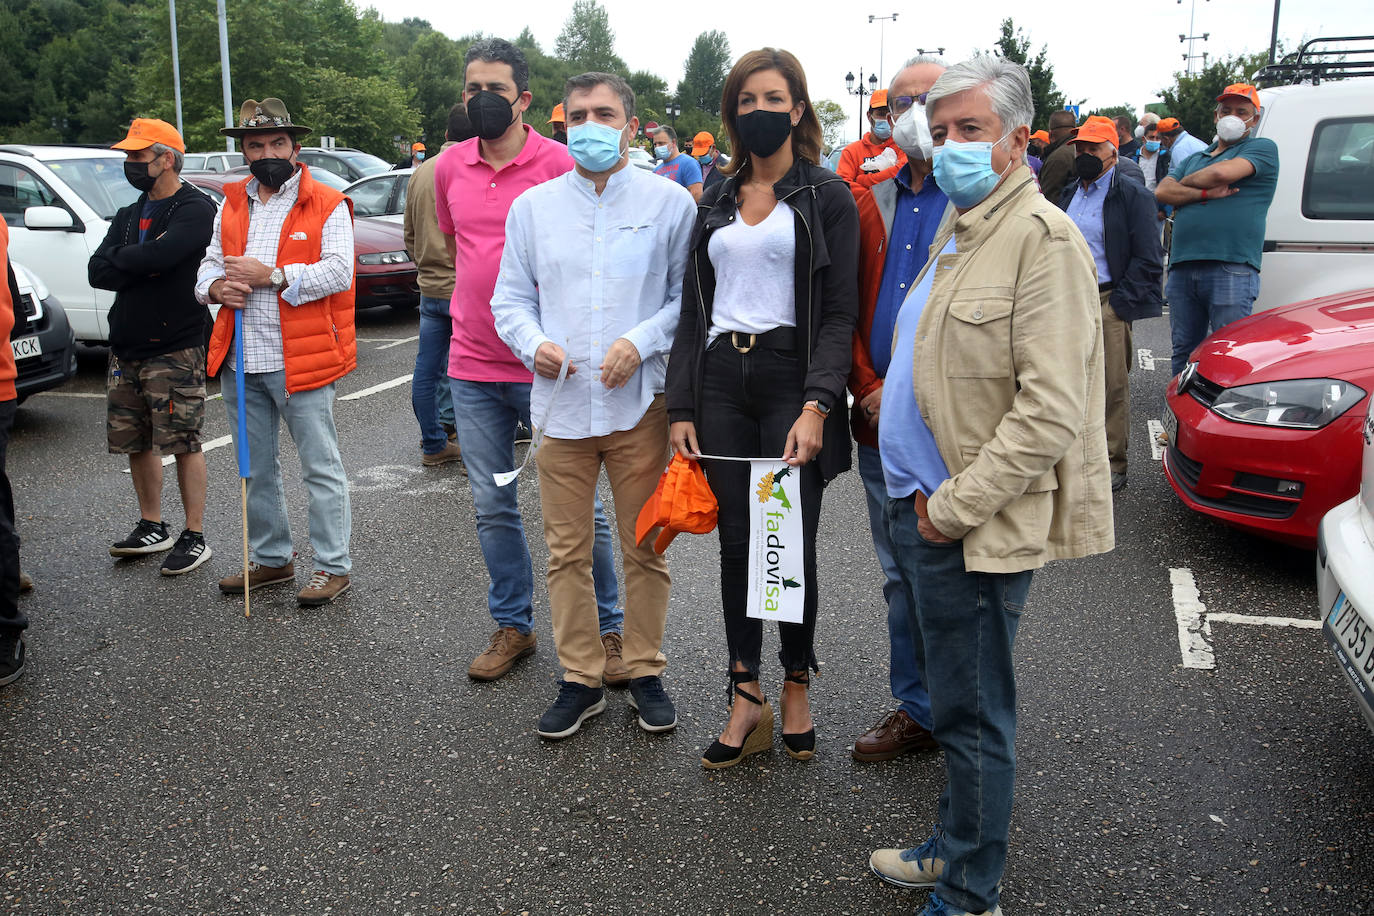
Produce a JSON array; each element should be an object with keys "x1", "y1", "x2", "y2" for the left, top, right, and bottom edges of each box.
[
  {"x1": 870, "y1": 165, "x2": 948, "y2": 378},
  {"x1": 1168, "y1": 135, "x2": 1279, "y2": 271},
  {"x1": 654, "y1": 153, "x2": 703, "y2": 190},
  {"x1": 1065, "y1": 165, "x2": 1114, "y2": 284}
]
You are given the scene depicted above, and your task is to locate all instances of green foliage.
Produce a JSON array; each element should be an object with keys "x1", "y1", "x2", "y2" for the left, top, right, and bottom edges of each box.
[
  {"x1": 992, "y1": 17, "x2": 1065, "y2": 131},
  {"x1": 1085, "y1": 103, "x2": 1137, "y2": 123},
  {"x1": 399, "y1": 30, "x2": 465, "y2": 145},
  {"x1": 678, "y1": 30, "x2": 731, "y2": 115},
  {"x1": 301, "y1": 68, "x2": 419, "y2": 156},
  {"x1": 627, "y1": 71, "x2": 669, "y2": 120},
  {"x1": 554, "y1": 0, "x2": 625, "y2": 74},
  {"x1": 1159, "y1": 49, "x2": 1271, "y2": 138},
  {"x1": 813, "y1": 99, "x2": 847, "y2": 151}
]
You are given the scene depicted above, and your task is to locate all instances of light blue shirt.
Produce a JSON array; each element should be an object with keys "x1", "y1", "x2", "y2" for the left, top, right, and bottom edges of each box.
[
  {"x1": 492, "y1": 164, "x2": 697, "y2": 439},
  {"x1": 1065, "y1": 165, "x2": 1114, "y2": 284},
  {"x1": 880, "y1": 236, "x2": 956, "y2": 500},
  {"x1": 1169, "y1": 130, "x2": 1208, "y2": 167}
]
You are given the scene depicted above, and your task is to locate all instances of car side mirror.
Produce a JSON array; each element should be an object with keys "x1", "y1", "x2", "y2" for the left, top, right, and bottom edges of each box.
[{"x1": 24, "y1": 206, "x2": 76, "y2": 231}]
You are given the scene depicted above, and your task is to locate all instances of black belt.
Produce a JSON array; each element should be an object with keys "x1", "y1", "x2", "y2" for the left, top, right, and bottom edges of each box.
[
  {"x1": 1099, "y1": 282, "x2": 1115, "y2": 292},
  {"x1": 727, "y1": 327, "x2": 797, "y2": 354}
]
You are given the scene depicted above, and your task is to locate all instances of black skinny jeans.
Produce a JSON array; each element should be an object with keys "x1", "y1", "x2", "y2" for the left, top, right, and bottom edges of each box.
[
  {"x1": 698, "y1": 342, "x2": 822, "y2": 680},
  {"x1": 0, "y1": 399, "x2": 24, "y2": 634}
]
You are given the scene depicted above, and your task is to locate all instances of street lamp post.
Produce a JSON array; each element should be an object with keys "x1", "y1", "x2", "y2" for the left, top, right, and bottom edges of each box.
[
  {"x1": 1177, "y1": 0, "x2": 1212, "y2": 76},
  {"x1": 845, "y1": 69, "x2": 879, "y2": 141},
  {"x1": 168, "y1": 0, "x2": 184, "y2": 137},
  {"x1": 667, "y1": 102, "x2": 681, "y2": 128},
  {"x1": 916, "y1": 46, "x2": 946, "y2": 59},
  {"x1": 868, "y1": 13, "x2": 898, "y2": 86}
]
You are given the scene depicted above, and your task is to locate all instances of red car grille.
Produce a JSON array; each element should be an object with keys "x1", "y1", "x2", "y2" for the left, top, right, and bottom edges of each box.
[{"x1": 1166, "y1": 443, "x2": 1299, "y2": 520}]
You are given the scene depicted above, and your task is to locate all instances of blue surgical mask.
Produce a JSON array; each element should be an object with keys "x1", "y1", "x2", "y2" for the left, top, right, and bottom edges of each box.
[
  {"x1": 871, "y1": 119, "x2": 892, "y2": 142},
  {"x1": 653, "y1": 144, "x2": 671, "y2": 161},
  {"x1": 567, "y1": 121, "x2": 627, "y2": 173},
  {"x1": 1144, "y1": 139, "x2": 1161, "y2": 153},
  {"x1": 932, "y1": 130, "x2": 1016, "y2": 209},
  {"x1": 696, "y1": 153, "x2": 714, "y2": 166},
  {"x1": 415, "y1": 151, "x2": 425, "y2": 161}
]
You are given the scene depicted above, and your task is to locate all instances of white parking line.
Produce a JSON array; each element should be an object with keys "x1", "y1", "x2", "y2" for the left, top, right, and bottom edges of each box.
[
  {"x1": 123, "y1": 434, "x2": 234, "y2": 472},
  {"x1": 1147, "y1": 419, "x2": 1166, "y2": 461},
  {"x1": 1208, "y1": 612, "x2": 1322, "y2": 630},
  {"x1": 1170, "y1": 567, "x2": 1216, "y2": 670},
  {"x1": 37, "y1": 391, "x2": 105, "y2": 399},
  {"x1": 376, "y1": 335, "x2": 419, "y2": 350},
  {"x1": 338, "y1": 374, "x2": 412, "y2": 401},
  {"x1": 1137, "y1": 348, "x2": 1157, "y2": 371}
]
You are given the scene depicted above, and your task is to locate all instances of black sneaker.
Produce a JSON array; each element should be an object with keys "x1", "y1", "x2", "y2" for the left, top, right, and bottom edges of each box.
[
  {"x1": 514, "y1": 421, "x2": 533, "y2": 445},
  {"x1": 110, "y1": 519, "x2": 172, "y2": 557},
  {"x1": 160, "y1": 530, "x2": 213, "y2": 576},
  {"x1": 536, "y1": 680, "x2": 606, "y2": 739},
  {"x1": 0, "y1": 631, "x2": 26, "y2": 686},
  {"x1": 627, "y1": 675, "x2": 678, "y2": 732}
]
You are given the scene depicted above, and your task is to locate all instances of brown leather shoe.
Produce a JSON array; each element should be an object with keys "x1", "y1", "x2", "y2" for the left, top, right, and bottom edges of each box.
[
  {"x1": 218, "y1": 560, "x2": 295, "y2": 595},
  {"x1": 601, "y1": 632, "x2": 630, "y2": 688},
  {"x1": 297, "y1": 571, "x2": 350, "y2": 606},
  {"x1": 422, "y1": 440, "x2": 465, "y2": 469},
  {"x1": 852, "y1": 709, "x2": 939, "y2": 762},
  {"x1": 468, "y1": 627, "x2": 536, "y2": 681}
]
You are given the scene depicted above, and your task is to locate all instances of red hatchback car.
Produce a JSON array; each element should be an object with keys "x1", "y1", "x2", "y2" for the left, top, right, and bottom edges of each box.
[
  {"x1": 183, "y1": 170, "x2": 419, "y2": 311},
  {"x1": 1162, "y1": 288, "x2": 1374, "y2": 548}
]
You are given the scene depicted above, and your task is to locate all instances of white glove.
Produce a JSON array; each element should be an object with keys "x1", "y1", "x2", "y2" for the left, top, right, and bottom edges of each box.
[{"x1": 861, "y1": 147, "x2": 899, "y2": 173}]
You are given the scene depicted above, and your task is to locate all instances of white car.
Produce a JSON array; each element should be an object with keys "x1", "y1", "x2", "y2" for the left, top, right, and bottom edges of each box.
[
  {"x1": 0, "y1": 144, "x2": 141, "y2": 343},
  {"x1": 183, "y1": 151, "x2": 244, "y2": 172},
  {"x1": 344, "y1": 169, "x2": 411, "y2": 225},
  {"x1": 1317, "y1": 395, "x2": 1374, "y2": 736},
  {"x1": 627, "y1": 148, "x2": 657, "y2": 171}
]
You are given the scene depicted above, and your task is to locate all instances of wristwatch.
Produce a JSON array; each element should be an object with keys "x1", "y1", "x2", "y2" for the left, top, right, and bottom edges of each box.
[
  {"x1": 804, "y1": 399, "x2": 831, "y2": 417},
  {"x1": 269, "y1": 267, "x2": 286, "y2": 290}
]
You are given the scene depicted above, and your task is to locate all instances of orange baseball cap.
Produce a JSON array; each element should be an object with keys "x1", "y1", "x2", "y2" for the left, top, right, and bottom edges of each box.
[
  {"x1": 1074, "y1": 115, "x2": 1118, "y2": 148},
  {"x1": 869, "y1": 89, "x2": 889, "y2": 110},
  {"x1": 1216, "y1": 83, "x2": 1261, "y2": 107},
  {"x1": 635, "y1": 454, "x2": 718, "y2": 554},
  {"x1": 690, "y1": 131, "x2": 715, "y2": 156},
  {"x1": 411, "y1": 142, "x2": 425, "y2": 151},
  {"x1": 548, "y1": 103, "x2": 565, "y2": 124},
  {"x1": 111, "y1": 118, "x2": 185, "y2": 153},
  {"x1": 1158, "y1": 117, "x2": 1182, "y2": 133},
  {"x1": 1030, "y1": 129, "x2": 1050, "y2": 144}
]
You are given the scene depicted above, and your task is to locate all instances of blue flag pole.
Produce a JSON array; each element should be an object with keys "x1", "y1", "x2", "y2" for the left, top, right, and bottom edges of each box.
[{"x1": 234, "y1": 310, "x2": 250, "y2": 617}]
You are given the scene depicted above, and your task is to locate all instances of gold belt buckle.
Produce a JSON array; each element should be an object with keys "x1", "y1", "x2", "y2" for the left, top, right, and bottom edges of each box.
[{"x1": 731, "y1": 332, "x2": 757, "y2": 354}]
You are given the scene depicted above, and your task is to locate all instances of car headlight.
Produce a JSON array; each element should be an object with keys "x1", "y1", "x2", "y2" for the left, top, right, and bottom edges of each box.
[
  {"x1": 9, "y1": 262, "x2": 49, "y2": 300},
  {"x1": 1211, "y1": 378, "x2": 1366, "y2": 429},
  {"x1": 357, "y1": 250, "x2": 410, "y2": 265}
]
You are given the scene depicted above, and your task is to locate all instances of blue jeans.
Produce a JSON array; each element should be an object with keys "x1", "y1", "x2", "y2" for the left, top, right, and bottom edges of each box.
[
  {"x1": 222, "y1": 369, "x2": 351, "y2": 575},
  {"x1": 412, "y1": 295, "x2": 456, "y2": 455},
  {"x1": 885, "y1": 495, "x2": 1032, "y2": 914},
  {"x1": 1167, "y1": 260, "x2": 1260, "y2": 376},
  {"x1": 857, "y1": 444, "x2": 933, "y2": 729},
  {"x1": 449, "y1": 378, "x2": 620, "y2": 634}
]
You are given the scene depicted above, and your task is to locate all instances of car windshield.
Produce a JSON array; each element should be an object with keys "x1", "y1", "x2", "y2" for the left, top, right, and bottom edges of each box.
[
  {"x1": 44, "y1": 158, "x2": 140, "y2": 220},
  {"x1": 342, "y1": 152, "x2": 391, "y2": 177}
]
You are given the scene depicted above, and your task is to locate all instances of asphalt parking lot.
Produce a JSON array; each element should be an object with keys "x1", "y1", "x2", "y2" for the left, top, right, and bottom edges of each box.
[{"x1": 1, "y1": 306, "x2": 1370, "y2": 915}]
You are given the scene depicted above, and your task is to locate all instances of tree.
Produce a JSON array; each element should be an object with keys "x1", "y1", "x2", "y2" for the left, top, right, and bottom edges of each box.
[
  {"x1": 378, "y1": 16, "x2": 434, "y2": 60},
  {"x1": 400, "y1": 31, "x2": 465, "y2": 144},
  {"x1": 678, "y1": 30, "x2": 731, "y2": 115},
  {"x1": 1159, "y1": 49, "x2": 1270, "y2": 138},
  {"x1": 554, "y1": 0, "x2": 625, "y2": 74},
  {"x1": 991, "y1": 18, "x2": 1064, "y2": 131},
  {"x1": 813, "y1": 99, "x2": 848, "y2": 151},
  {"x1": 1084, "y1": 103, "x2": 1137, "y2": 123},
  {"x1": 301, "y1": 69, "x2": 420, "y2": 157}
]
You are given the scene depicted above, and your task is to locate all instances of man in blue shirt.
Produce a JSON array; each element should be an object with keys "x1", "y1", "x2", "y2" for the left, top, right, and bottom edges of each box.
[
  {"x1": 1156, "y1": 84, "x2": 1279, "y2": 375},
  {"x1": 493, "y1": 73, "x2": 696, "y2": 741},
  {"x1": 1058, "y1": 116, "x2": 1164, "y2": 492},
  {"x1": 847, "y1": 56, "x2": 947, "y2": 763},
  {"x1": 651, "y1": 126, "x2": 703, "y2": 203}
]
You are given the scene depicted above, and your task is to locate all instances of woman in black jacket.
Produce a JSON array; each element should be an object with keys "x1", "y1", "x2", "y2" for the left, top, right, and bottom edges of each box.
[{"x1": 665, "y1": 47, "x2": 859, "y2": 769}]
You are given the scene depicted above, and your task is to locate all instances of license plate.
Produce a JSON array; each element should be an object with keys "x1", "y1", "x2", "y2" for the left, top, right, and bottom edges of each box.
[
  {"x1": 1162, "y1": 400, "x2": 1178, "y2": 444},
  {"x1": 1325, "y1": 592, "x2": 1374, "y2": 715},
  {"x1": 10, "y1": 335, "x2": 40, "y2": 360}
]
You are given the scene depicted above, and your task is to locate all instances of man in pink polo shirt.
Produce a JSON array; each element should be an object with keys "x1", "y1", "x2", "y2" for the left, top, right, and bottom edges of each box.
[{"x1": 435, "y1": 38, "x2": 624, "y2": 685}]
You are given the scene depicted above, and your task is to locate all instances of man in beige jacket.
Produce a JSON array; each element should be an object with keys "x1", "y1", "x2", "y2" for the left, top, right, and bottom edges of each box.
[{"x1": 865, "y1": 57, "x2": 1113, "y2": 916}]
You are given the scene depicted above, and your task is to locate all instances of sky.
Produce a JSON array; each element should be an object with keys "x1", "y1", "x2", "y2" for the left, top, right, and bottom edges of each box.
[{"x1": 368, "y1": 0, "x2": 1370, "y2": 142}]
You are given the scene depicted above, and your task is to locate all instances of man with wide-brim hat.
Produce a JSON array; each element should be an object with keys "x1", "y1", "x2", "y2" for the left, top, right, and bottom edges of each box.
[{"x1": 195, "y1": 97, "x2": 358, "y2": 607}]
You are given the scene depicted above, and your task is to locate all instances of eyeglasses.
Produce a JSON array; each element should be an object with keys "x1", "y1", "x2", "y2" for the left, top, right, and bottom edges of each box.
[{"x1": 888, "y1": 92, "x2": 930, "y2": 116}]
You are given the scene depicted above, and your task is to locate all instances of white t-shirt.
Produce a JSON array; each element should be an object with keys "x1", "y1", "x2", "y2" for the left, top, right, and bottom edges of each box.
[
  {"x1": 1138, "y1": 150, "x2": 1159, "y2": 192},
  {"x1": 707, "y1": 199, "x2": 796, "y2": 343}
]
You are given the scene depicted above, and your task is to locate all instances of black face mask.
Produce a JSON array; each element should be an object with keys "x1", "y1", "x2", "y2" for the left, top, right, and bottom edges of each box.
[
  {"x1": 552, "y1": 129, "x2": 568, "y2": 145},
  {"x1": 468, "y1": 90, "x2": 517, "y2": 141},
  {"x1": 250, "y1": 157, "x2": 296, "y2": 190},
  {"x1": 1027, "y1": 143, "x2": 1045, "y2": 159},
  {"x1": 736, "y1": 109, "x2": 793, "y2": 159},
  {"x1": 1073, "y1": 152, "x2": 1105, "y2": 182},
  {"x1": 123, "y1": 160, "x2": 160, "y2": 193}
]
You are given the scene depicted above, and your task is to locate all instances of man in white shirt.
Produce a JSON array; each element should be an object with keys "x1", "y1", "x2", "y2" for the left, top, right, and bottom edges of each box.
[{"x1": 493, "y1": 72, "x2": 696, "y2": 740}]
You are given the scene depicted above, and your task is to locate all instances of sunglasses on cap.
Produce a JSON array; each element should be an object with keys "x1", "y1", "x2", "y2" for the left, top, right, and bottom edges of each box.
[{"x1": 888, "y1": 92, "x2": 930, "y2": 116}]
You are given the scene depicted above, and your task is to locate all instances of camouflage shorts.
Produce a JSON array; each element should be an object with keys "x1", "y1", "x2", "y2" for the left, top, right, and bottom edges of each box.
[{"x1": 107, "y1": 346, "x2": 208, "y2": 455}]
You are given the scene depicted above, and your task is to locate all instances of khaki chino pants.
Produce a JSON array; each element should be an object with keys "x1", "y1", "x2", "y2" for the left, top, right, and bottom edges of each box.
[
  {"x1": 535, "y1": 396, "x2": 671, "y2": 688},
  {"x1": 1100, "y1": 289, "x2": 1132, "y2": 474}
]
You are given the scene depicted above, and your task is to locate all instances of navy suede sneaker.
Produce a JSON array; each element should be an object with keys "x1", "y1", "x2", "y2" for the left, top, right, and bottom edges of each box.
[
  {"x1": 537, "y1": 680, "x2": 607, "y2": 739},
  {"x1": 627, "y1": 675, "x2": 677, "y2": 733}
]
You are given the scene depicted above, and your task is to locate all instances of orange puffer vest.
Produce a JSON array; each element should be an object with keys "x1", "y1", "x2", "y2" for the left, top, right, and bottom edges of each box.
[{"x1": 207, "y1": 164, "x2": 357, "y2": 393}]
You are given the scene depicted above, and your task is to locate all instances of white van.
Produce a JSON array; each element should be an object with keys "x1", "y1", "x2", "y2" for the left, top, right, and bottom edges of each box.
[{"x1": 1251, "y1": 37, "x2": 1374, "y2": 312}]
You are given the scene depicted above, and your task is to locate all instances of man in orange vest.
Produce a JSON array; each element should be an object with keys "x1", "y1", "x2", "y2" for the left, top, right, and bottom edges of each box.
[
  {"x1": 195, "y1": 98, "x2": 357, "y2": 607},
  {"x1": 837, "y1": 89, "x2": 907, "y2": 191}
]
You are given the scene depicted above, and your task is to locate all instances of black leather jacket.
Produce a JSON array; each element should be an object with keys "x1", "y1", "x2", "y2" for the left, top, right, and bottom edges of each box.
[{"x1": 665, "y1": 157, "x2": 859, "y2": 482}]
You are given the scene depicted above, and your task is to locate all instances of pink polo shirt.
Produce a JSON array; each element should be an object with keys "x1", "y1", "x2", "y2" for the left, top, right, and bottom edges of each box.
[{"x1": 434, "y1": 126, "x2": 573, "y2": 382}]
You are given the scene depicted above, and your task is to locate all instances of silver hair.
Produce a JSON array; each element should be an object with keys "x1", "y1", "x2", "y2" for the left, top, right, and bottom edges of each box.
[
  {"x1": 149, "y1": 142, "x2": 184, "y2": 173},
  {"x1": 1139, "y1": 112, "x2": 1161, "y2": 127},
  {"x1": 889, "y1": 55, "x2": 947, "y2": 93},
  {"x1": 926, "y1": 56, "x2": 1035, "y2": 136}
]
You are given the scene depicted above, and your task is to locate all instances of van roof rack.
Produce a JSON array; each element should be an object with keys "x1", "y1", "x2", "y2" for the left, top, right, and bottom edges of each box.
[{"x1": 1253, "y1": 35, "x2": 1374, "y2": 87}]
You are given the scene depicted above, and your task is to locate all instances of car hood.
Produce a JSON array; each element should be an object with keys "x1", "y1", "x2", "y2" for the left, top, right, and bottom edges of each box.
[
  {"x1": 1194, "y1": 288, "x2": 1374, "y2": 385},
  {"x1": 352, "y1": 216, "x2": 408, "y2": 254}
]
